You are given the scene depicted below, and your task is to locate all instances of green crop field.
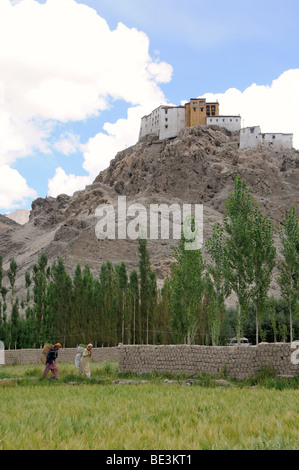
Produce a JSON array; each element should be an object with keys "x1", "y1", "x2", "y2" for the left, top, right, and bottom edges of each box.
[{"x1": 0, "y1": 362, "x2": 298, "y2": 450}]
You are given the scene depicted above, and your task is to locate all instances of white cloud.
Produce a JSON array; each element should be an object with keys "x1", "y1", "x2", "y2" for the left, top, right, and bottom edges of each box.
[
  {"x1": 54, "y1": 132, "x2": 82, "y2": 156},
  {"x1": 2, "y1": 1, "x2": 297, "y2": 207},
  {"x1": 47, "y1": 167, "x2": 90, "y2": 198},
  {"x1": 0, "y1": 0, "x2": 172, "y2": 122},
  {"x1": 0, "y1": 111, "x2": 51, "y2": 166},
  {"x1": 203, "y1": 69, "x2": 299, "y2": 148},
  {"x1": 0, "y1": 165, "x2": 37, "y2": 210},
  {"x1": 0, "y1": 0, "x2": 172, "y2": 204},
  {"x1": 82, "y1": 105, "x2": 146, "y2": 178}
]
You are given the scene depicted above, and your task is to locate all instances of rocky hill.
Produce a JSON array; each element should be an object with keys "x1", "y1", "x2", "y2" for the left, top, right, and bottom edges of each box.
[
  {"x1": 95, "y1": 126, "x2": 298, "y2": 226},
  {"x1": 5, "y1": 209, "x2": 30, "y2": 225},
  {"x1": 0, "y1": 214, "x2": 20, "y2": 235},
  {"x1": 0, "y1": 125, "x2": 298, "y2": 303}
]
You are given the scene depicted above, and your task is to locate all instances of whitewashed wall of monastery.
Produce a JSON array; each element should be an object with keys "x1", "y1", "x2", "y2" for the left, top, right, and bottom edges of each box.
[
  {"x1": 239, "y1": 126, "x2": 262, "y2": 149},
  {"x1": 139, "y1": 106, "x2": 185, "y2": 140},
  {"x1": 207, "y1": 116, "x2": 241, "y2": 132},
  {"x1": 261, "y1": 132, "x2": 293, "y2": 149},
  {"x1": 240, "y1": 126, "x2": 293, "y2": 150},
  {"x1": 159, "y1": 107, "x2": 186, "y2": 140}
]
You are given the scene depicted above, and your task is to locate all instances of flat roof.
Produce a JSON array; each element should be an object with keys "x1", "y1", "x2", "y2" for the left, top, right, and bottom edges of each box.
[
  {"x1": 208, "y1": 115, "x2": 241, "y2": 118},
  {"x1": 189, "y1": 99, "x2": 218, "y2": 104}
]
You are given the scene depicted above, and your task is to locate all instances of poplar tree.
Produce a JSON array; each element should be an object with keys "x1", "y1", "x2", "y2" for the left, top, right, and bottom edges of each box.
[
  {"x1": 250, "y1": 206, "x2": 276, "y2": 344},
  {"x1": 138, "y1": 238, "x2": 155, "y2": 344},
  {"x1": 157, "y1": 276, "x2": 171, "y2": 344},
  {"x1": 46, "y1": 257, "x2": 72, "y2": 345},
  {"x1": 72, "y1": 264, "x2": 84, "y2": 339},
  {"x1": 147, "y1": 270, "x2": 157, "y2": 344},
  {"x1": 128, "y1": 269, "x2": 140, "y2": 344},
  {"x1": 206, "y1": 223, "x2": 231, "y2": 345},
  {"x1": 32, "y1": 253, "x2": 49, "y2": 339},
  {"x1": 169, "y1": 225, "x2": 205, "y2": 344},
  {"x1": 80, "y1": 265, "x2": 94, "y2": 345},
  {"x1": 10, "y1": 297, "x2": 20, "y2": 348},
  {"x1": 115, "y1": 262, "x2": 128, "y2": 343},
  {"x1": 100, "y1": 261, "x2": 117, "y2": 346},
  {"x1": 223, "y1": 175, "x2": 255, "y2": 342},
  {"x1": 277, "y1": 205, "x2": 299, "y2": 343},
  {"x1": 25, "y1": 270, "x2": 31, "y2": 304},
  {"x1": 7, "y1": 258, "x2": 17, "y2": 299}
]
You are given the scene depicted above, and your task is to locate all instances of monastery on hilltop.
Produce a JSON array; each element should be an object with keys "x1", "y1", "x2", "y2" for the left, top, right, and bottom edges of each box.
[{"x1": 139, "y1": 98, "x2": 293, "y2": 150}]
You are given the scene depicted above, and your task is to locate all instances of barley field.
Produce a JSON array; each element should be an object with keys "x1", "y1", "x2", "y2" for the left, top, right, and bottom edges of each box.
[{"x1": 0, "y1": 362, "x2": 298, "y2": 450}]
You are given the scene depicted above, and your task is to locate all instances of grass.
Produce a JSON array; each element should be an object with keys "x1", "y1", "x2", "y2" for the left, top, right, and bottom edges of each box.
[{"x1": 0, "y1": 362, "x2": 298, "y2": 450}]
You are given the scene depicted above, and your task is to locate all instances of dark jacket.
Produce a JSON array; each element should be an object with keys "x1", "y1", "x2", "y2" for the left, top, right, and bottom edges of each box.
[{"x1": 46, "y1": 347, "x2": 58, "y2": 365}]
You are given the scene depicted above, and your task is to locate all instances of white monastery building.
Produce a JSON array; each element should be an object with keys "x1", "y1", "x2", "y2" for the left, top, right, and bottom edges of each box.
[
  {"x1": 139, "y1": 97, "x2": 293, "y2": 150},
  {"x1": 139, "y1": 98, "x2": 241, "y2": 141},
  {"x1": 239, "y1": 126, "x2": 293, "y2": 150}
]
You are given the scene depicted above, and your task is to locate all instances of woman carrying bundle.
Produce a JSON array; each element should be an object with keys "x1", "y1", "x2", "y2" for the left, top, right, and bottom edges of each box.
[{"x1": 78, "y1": 343, "x2": 93, "y2": 378}]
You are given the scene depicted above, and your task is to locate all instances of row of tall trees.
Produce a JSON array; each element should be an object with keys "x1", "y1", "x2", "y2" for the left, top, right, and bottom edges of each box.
[
  {"x1": 0, "y1": 176, "x2": 298, "y2": 348},
  {"x1": 169, "y1": 175, "x2": 299, "y2": 344},
  {"x1": 0, "y1": 239, "x2": 170, "y2": 348}
]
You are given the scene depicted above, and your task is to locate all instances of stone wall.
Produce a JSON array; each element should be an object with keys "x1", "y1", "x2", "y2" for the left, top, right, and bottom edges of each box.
[
  {"x1": 3, "y1": 344, "x2": 299, "y2": 380},
  {"x1": 3, "y1": 347, "x2": 118, "y2": 366},
  {"x1": 118, "y1": 343, "x2": 299, "y2": 380}
]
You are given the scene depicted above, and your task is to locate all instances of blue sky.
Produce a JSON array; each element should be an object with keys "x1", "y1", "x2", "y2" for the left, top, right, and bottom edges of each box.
[{"x1": 0, "y1": 0, "x2": 298, "y2": 213}]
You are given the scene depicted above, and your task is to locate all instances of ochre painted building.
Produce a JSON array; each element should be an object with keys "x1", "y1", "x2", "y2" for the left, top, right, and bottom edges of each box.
[
  {"x1": 139, "y1": 98, "x2": 222, "y2": 141},
  {"x1": 185, "y1": 98, "x2": 219, "y2": 127}
]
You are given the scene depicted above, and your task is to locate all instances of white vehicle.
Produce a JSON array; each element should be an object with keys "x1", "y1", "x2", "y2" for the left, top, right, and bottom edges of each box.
[{"x1": 229, "y1": 337, "x2": 251, "y2": 346}]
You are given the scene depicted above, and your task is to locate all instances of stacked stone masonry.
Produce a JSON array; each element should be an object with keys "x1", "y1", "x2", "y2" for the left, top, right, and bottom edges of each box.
[
  {"x1": 118, "y1": 343, "x2": 299, "y2": 380},
  {"x1": 3, "y1": 347, "x2": 118, "y2": 366}
]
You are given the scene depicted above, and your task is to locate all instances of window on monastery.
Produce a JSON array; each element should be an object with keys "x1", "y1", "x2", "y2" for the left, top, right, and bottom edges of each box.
[
  {"x1": 165, "y1": 118, "x2": 168, "y2": 122},
  {"x1": 165, "y1": 109, "x2": 168, "y2": 114},
  {"x1": 193, "y1": 107, "x2": 196, "y2": 112}
]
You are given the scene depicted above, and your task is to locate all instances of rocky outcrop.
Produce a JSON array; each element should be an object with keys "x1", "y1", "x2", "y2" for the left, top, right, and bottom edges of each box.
[
  {"x1": 0, "y1": 214, "x2": 20, "y2": 234},
  {"x1": 0, "y1": 125, "x2": 298, "y2": 305},
  {"x1": 95, "y1": 126, "x2": 299, "y2": 227}
]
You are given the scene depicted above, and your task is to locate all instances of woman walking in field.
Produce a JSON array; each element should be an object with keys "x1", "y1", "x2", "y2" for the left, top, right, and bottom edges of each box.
[
  {"x1": 43, "y1": 343, "x2": 61, "y2": 380},
  {"x1": 79, "y1": 343, "x2": 93, "y2": 378}
]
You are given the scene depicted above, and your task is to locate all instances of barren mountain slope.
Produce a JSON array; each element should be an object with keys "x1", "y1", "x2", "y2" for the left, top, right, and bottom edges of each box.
[
  {"x1": 96, "y1": 126, "x2": 299, "y2": 227},
  {"x1": 0, "y1": 125, "x2": 298, "y2": 303}
]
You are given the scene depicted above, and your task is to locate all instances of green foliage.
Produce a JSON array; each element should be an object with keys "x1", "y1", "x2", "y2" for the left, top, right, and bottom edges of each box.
[
  {"x1": 250, "y1": 205, "x2": 276, "y2": 344},
  {"x1": 277, "y1": 205, "x2": 299, "y2": 342},
  {"x1": 138, "y1": 238, "x2": 157, "y2": 344},
  {"x1": 205, "y1": 223, "x2": 230, "y2": 345},
  {"x1": 0, "y1": 176, "x2": 298, "y2": 348},
  {"x1": 169, "y1": 221, "x2": 205, "y2": 344},
  {"x1": 223, "y1": 175, "x2": 256, "y2": 340}
]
